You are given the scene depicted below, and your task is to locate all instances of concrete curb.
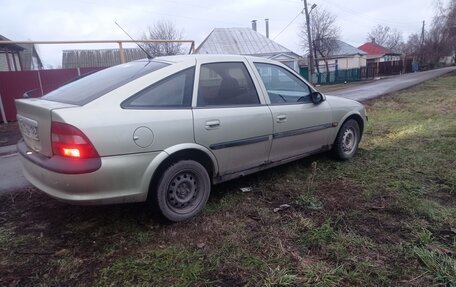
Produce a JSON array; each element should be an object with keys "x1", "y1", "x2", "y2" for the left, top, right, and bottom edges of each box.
[{"x1": 0, "y1": 144, "x2": 17, "y2": 157}]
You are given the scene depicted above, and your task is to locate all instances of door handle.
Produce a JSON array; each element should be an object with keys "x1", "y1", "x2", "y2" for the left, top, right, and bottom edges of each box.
[
  {"x1": 205, "y1": 120, "x2": 220, "y2": 129},
  {"x1": 276, "y1": 115, "x2": 287, "y2": 122}
]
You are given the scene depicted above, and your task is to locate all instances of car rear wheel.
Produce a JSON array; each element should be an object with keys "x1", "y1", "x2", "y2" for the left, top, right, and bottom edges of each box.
[
  {"x1": 154, "y1": 160, "x2": 211, "y2": 222},
  {"x1": 332, "y1": 119, "x2": 360, "y2": 160}
]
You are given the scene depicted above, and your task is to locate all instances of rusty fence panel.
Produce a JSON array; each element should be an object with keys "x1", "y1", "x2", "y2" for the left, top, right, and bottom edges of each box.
[{"x1": 0, "y1": 67, "x2": 104, "y2": 122}]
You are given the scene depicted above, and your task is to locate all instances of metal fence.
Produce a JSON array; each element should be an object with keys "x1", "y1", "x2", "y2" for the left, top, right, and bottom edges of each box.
[
  {"x1": 0, "y1": 67, "x2": 103, "y2": 123},
  {"x1": 300, "y1": 67, "x2": 364, "y2": 84},
  {"x1": 300, "y1": 59, "x2": 414, "y2": 85}
]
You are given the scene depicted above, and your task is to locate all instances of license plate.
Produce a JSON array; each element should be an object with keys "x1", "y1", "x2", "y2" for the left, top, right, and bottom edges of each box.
[{"x1": 18, "y1": 116, "x2": 39, "y2": 141}]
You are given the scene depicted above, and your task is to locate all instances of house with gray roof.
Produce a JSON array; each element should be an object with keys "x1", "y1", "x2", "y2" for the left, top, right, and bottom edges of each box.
[
  {"x1": 195, "y1": 27, "x2": 301, "y2": 71},
  {"x1": 0, "y1": 34, "x2": 43, "y2": 71},
  {"x1": 308, "y1": 40, "x2": 368, "y2": 84},
  {"x1": 314, "y1": 40, "x2": 367, "y2": 72},
  {"x1": 0, "y1": 34, "x2": 22, "y2": 71}
]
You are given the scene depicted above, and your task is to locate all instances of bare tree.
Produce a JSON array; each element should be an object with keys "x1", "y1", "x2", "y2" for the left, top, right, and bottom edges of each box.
[
  {"x1": 141, "y1": 20, "x2": 184, "y2": 57},
  {"x1": 444, "y1": 0, "x2": 456, "y2": 64},
  {"x1": 403, "y1": 33, "x2": 421, "y2": 57},
  {"x1": 367, "y1": 25, "x2": 403, "y2": 50},
  {"x1": 300, "y1": 8, "x2": 340, "y2": 82},
  {"x1": 421, "y1": 0, "x2": 456, "y2": 67}
]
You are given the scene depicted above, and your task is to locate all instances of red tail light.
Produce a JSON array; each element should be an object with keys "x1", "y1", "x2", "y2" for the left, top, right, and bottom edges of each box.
[{"x1": 51, "y1": 122, "x2": 99, "y2": 159}]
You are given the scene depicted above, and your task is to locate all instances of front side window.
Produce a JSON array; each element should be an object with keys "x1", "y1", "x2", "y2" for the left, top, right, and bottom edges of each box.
[
  {"x1": 123, "y1": 67, "x2": 195, "y2": 108},
  {"x1": 254, "y1": 63, "x2": 311, "y2": 104},
  {"x1": 197, "y1": 62, "x2": 260, "y2": 107}
]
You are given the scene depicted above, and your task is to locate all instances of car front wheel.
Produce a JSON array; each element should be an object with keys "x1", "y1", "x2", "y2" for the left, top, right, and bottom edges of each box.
[
  {"x1": 154, "y1": 160, "x2": 211, "y2": 222},
  {"x1": 332, "y1": 119, "x2": 360, "y2": 160}
]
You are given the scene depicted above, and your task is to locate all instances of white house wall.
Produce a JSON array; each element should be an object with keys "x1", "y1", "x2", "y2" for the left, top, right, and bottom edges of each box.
[
  {"x1": 0, "y1": 52, "x2": 21, "y2": 71},
  {"x1": 317, "y1": 55, "x2": 366, "y2": 71},
  {"x1": 379, "y1": 55, "x2": 401, "y2": 62},
  {"x1": 269, "y1": 54, "x2": 300, "y2": 72},
  {"x1": 336, "y1": 56, "x2": 366, "y2": 69},
  {"x1": 14, "y1": 54, "x2": 21, "y2": 71}
]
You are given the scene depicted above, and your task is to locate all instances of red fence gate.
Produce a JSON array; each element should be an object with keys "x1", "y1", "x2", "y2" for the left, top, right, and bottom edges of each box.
[{"x1": 0, "y1": 67, "x2": 103, "y2": 122}]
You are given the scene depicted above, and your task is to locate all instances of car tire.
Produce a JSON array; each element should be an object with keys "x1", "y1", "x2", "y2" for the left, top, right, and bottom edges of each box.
[
  {"x1": 332, "y1": 119, "x2": 360, "y2": 160},
  {"x1": 153, "y1": 160, "x2": 211, "y2": 222}
]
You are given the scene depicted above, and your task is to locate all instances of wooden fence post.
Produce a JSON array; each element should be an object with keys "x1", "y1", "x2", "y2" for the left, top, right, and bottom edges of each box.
[{"x1": 118, "y1": 42, "x2": 126, "y2": 64}]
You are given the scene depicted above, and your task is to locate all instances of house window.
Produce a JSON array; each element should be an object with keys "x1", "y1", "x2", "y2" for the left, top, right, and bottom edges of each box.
[{"x1": 281, "y1": 61, "x2": 294, "y2": 70}]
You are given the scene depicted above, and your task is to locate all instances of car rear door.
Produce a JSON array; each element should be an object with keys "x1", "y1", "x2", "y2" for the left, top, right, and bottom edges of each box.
[
  {"x1": 251, "y1": 62, "x2": 333, "y2": 162},
  {"x1": 192, "y1": 57, "x2": 273, "y2": 176}
]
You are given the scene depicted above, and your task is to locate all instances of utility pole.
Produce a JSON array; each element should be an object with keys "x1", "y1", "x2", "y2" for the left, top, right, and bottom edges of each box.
[
  {"x1": 419, "y1": 20, "x2": 425, "y2": 66},
  {"x1": 420, "y1": 20, "x2": 425, "y2": 45},
  {"x1": 303, "y1": 0, "x2": 313, "y2": 83}
]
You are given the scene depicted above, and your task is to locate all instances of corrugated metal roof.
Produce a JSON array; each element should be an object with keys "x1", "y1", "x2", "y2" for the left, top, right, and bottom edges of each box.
[
  {"x1": 62, "y1": 48, "x2": 147, "y2": 68},
  {"x1": 196, "y1": 28, "x2": 298, "y2": 57},
  {"x1": 329, "y1": 40, "x2": 367, "y2": 57},
  {"x1": 358, "y1": 42, "x2": 399, "y2": 56},
  {"x1": 0, "y1": 34, "x2": 24, "y2": 51}
]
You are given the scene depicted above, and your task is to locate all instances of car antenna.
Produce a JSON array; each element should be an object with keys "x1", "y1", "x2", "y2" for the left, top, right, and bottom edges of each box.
[{"x1": 115, "y1": 21, "x2": 153, "y2": 60}]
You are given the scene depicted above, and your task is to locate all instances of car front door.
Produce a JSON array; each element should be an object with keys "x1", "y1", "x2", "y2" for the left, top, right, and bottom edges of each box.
[
  {"x1": 252, "y1": 62, "x2": 333, "y2": 162},
  {"x1": 192, "y1": 58, "x2": 273, "y2": 176}
]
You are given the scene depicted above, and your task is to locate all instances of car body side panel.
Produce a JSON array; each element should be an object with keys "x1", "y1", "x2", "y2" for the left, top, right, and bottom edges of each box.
[
  {"x1": 162, "y1": 143, "x2": 219, "y2": 175},
  {"x1": 19, "y1": 151, "x2": 161, "y2": 204},
  {"x1": 325, "y1": 95, "x2": 367, "y2": 144},
  {"x1": 193, "y1": 106, "x2": 273, "y2": 175},
  {"x1": 136, "y1": 144, "x2": 219, "y2": 203},
  {"x1": 267, "y1": 102, "x2": 334, "y2": 162},
  {"x1": 51, "y1": 107, "x2": 194, "y2": 157}
]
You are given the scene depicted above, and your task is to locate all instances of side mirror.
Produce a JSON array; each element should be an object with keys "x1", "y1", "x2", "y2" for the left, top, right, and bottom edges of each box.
[{"x1": 310, "y1": 91, "x2": 325, "y2": 104}]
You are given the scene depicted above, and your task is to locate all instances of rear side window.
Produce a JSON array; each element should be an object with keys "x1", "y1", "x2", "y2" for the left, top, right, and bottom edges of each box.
[
  {"x1": 197, "y1": 62, "x2": 259, "y2": 107},
  {"x1": 122, "y1": 67, "x2": 195, "y2": 108},
  {"x1": 42, "y1": 61, "x2": 169, "y2": 105}
]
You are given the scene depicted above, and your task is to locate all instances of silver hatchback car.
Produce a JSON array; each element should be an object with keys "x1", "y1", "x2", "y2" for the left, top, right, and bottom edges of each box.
[{"x1": 16, "y1": 55, "x2": 367, "y2": 222}]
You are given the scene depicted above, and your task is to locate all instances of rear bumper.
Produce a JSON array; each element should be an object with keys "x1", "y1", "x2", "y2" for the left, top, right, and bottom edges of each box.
[{"x1": 18, "y1": 147, "x2": 161, "y2": 205}]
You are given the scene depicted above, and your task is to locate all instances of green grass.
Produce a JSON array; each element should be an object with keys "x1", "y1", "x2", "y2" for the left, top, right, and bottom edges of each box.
[
  {"x1": 414, "y1": 247, "x2": 456, "y2": 286},
  {"x1": 0, "y1": 73, "x2": 455, "y2": 286},
  {"x1": 299, "y1": 220, "x2": 336, "y2": 249},
  {"x1": 97, "y1": 247, "x2": 206, "y2": 287}
]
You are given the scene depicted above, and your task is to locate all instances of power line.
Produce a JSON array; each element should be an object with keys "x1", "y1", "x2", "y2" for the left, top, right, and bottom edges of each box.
[
  {"x1": 251, "y1": 10, "x2": 303, "y2": 55},
  {"x1": 272, "y1": 10, "x2": 303, "y2": 40}
]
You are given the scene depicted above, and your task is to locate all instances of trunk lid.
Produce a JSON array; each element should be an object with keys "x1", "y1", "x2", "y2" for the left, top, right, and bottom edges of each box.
[{"x1": 16, "y1": 98, "x2": 77, "y2": 157}]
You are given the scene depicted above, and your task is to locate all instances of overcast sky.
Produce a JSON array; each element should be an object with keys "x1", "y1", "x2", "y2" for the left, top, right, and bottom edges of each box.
[{"x1": 1, "y1": 0, "x2": 445, "y2": 67}]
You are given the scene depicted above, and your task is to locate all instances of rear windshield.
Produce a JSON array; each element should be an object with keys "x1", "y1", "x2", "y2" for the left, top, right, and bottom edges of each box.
[{"x1": 42, "y1": 61, "x2": 169, "y2": 105}]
